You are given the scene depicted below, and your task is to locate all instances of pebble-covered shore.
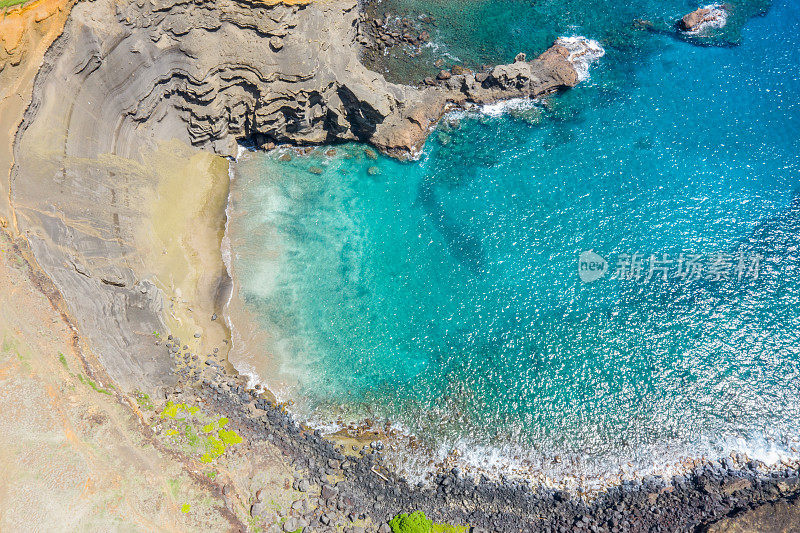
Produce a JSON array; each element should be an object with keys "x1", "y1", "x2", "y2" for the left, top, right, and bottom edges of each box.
[{"x1": 163, "y1": 328, "x2": 800, "y2": 533}]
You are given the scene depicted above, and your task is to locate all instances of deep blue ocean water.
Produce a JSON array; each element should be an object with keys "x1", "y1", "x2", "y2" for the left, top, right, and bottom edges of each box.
[{"x1": 228, "y1": 0, "x2": 800, "y2": 480}]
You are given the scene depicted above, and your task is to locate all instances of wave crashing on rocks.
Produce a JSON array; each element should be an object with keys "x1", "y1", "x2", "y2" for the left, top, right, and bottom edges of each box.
[{"x1": 554, "y1": 36, "x2": 606, "y2": 81}]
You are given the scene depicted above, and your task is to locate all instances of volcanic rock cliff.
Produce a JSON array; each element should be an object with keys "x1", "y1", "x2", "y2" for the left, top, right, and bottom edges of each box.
[
  {"x1": 10, "y1": 0, "x2": 597, "y2": 391},
  {"x1": 17, "y1": 0, "x2": 597, "y2": 158}
]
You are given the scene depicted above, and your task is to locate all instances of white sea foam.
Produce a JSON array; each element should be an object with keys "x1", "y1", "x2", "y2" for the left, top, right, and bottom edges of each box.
[
  {"x1": 480, "y1": 97, "x2": 540, "y2": 117},
  {"x1": 682, "y1": 5, "x2": 728, "y2": 34},
  {"x1": 222, "y1": 145, "x2": 250, "y2": 383},
  {"x1": 555, "y1": 36, "x2": 605, "y2": 81},
  {"x1": 441, "y1": 98, "x2": 541, "y2": 123},
  {"x1": 346, "y1": 422, "x2": 800, "y2": 494},
  {"x1": 220, "y1": 153, "x2": 238, "y2": 277},
  {"x1": 422, "y1": 38, "x2": 461, "y2": 64},
  {"x1": 232, "y1": 360, "x2": 264, "y2": 391},
  {"x1": 236, "y1": 144, "x2": 247, "y2": 159}
]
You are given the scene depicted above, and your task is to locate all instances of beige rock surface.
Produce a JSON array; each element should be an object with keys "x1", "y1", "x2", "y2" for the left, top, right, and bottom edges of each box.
[
  {"x1": 680, "y1": 4, "x2": 728, "y2": 32},
  {"x1": 1, "y1": 0, "x2": 77, "y2": 222},
  {"x1": 705, "y1": 497, "x2": 800, "y2": 532},
  {"x1": 0, "y1": 232, "x2": 236, "y2": 531}
]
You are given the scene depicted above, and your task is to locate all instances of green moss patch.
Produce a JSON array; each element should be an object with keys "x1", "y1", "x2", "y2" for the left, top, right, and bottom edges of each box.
[
  {"x1": 157, "y1": 401, "x2": 243, "y2": 465},
  {"x1": 389, "y1": 512, "x2": 468, "y2": 533},
  {"x1": 160, "y1": 401, "x2": 185, "y2": 419},
  {"x1": 77, "y1": 373, "x2": 113, "y2": 395},
  {"x1": 218, "y1": 428, "x2": 243, "y2": 445},
  {"x1": 134, "y1": 391, "x2": 154, "y2": 410},
  {"x1": 390, "y1": 511, "x2": 432, "y2": 533}
]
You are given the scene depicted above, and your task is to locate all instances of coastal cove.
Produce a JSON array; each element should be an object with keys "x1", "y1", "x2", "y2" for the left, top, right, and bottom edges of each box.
[
  {"x1": 224, "y1": 0, "x2": 800, "y2": 491},
  {"x1": 222, "y1": 0, "x2": 800, "y2": 481},
  {"x1": 3, "y1": 0, "x2": 800, "y2": 529}
]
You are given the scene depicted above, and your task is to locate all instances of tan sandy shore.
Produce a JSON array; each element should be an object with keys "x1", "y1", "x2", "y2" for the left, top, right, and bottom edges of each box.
[{"x1": 138, "y1": 140, "x2": 233, "y2": 374}]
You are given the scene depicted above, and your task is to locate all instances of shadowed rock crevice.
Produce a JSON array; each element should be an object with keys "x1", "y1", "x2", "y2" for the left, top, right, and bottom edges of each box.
[{"x1": 335, "y1": 85, "x2": 384, "y2": 141}]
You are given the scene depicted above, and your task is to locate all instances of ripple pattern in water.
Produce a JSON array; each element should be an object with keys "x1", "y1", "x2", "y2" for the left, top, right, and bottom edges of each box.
[{"x1": 227, "y1": 0, "x2": 800, "y2": 479}]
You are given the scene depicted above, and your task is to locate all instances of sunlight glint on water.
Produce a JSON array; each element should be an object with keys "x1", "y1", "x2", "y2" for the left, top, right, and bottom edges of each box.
[{"x1": 226, "y1": 0, "x2": 800, "y2": 483}]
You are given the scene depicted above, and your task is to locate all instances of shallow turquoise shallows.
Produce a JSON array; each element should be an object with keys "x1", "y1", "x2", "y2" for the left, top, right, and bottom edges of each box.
[{"x1": 228, "y1": 0, "x2": 800, "y2": 477}]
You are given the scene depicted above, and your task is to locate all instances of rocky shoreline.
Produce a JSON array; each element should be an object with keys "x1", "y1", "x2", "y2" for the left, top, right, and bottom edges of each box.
[{"x1": 165, "y1": 341, "x2": 800, "y2": 532}]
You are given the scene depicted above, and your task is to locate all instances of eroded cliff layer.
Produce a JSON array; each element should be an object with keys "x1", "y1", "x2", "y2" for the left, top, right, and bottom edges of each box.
[
  {"x1": 11, "y1": 0, "x2": 595, "y2": 391},
  {"x1": 1, "y1": 0, "x2": 76, "y2": 222}
]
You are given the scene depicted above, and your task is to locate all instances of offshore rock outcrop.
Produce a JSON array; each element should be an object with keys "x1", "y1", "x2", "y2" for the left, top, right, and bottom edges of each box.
[
  {"x1": 637, "y1": 0, "x2": 771, "y2": 47},
  {"x1": 11, "y1": 0, "x2": 599, "y2": 390},
  {"x1": 680, "y1": 4, "x2": 729, "y2": 33}
]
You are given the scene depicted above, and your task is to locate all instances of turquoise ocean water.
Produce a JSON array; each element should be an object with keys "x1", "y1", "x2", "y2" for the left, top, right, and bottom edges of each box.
[{"x1": 227, "y1": 0, "x2": 800, "y2": 482}]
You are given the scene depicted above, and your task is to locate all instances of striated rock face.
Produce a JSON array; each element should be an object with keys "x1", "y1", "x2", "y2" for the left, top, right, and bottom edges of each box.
[
  {"x1": 680, "y1": 4, "x2": 729, "y2": 33},
  {"x1": 11, "y1": 0, "x2": 600, "y2": 390},
  {"x1": 16, "y1": 0, "x2": 598, "y2": 160},
  {"x1": 0, "y1": 0, "x2": 77, "y2": 222}
]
